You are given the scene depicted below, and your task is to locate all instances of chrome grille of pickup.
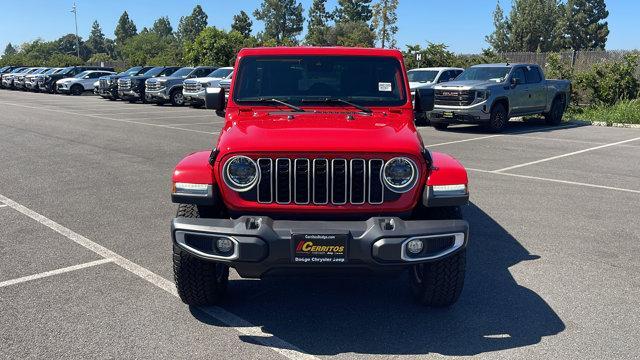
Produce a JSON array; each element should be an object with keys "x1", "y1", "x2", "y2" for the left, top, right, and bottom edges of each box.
[
  {"x1": 183, "y1": 81, "x2": 201, "y2": 93},
  {"x1": 146, "y1": 81, "x2": 162, "y2": 91},
  {"x1": 255, "y1": 158, "x2": 386, "y2": 205},
  {"x1": 435, "y1": 90, "x2": 475, "y2": 106},
  {"x1": 118, "y1": 79, "x2": 131, "y2": 91}
]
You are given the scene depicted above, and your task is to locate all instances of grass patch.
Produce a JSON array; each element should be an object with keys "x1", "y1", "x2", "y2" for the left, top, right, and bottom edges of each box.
[{"x1": 566, "y1": 100, "x2": 640, "y2": 125}]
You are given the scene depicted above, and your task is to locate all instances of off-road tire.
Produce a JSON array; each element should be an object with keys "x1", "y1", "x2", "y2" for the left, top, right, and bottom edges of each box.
[
  {"x1": 433, "y1": 122, "x2": 449, "y2": 131},
  {"x1": 173, "y1": 204, "x2": 229, "y2": 305},
  {"x1": 410, "y1": 249, "x2": 466, "y2": 307},
  {"x1": 70, "y1": 84, "x2": 83, "y2": 96},
  {"x1": 544, "y1": 97, "x2": 565, "y2": 126},
  {"x1": 170, "y1": 88, "x2": 185, "y2": 106},
  {"x1": 484, "y1": 103, "x2": 508, "y2": 133}
]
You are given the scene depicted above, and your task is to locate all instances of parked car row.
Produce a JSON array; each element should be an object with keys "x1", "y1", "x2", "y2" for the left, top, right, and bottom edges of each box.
[
  {"x1": 95, "y1": 65, "x2": 233, "y2": 107},
  {"x1": 2, "y1": 60, "x2": 569, "y2": 132}
]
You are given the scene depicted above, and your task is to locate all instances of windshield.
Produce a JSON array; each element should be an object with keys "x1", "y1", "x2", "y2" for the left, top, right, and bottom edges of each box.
[
  {"x1": 34, "y1": 68, "x2": 48, "y2": 74},
  {"x1": 11, "y1": 68, "x2": 25, "y2": 73},
  {"x1": 119, "y1": 66, "x2": 142, "y2": 76},
  {"x1": 456, "y1": 67, "x2": 511, "y2": 82},
  {"x1": 407, "y1": 70, "x2": 438, "y2": 83},
  {"x1": 207, "y1": 67, "x2": 233, "y2": 78},
  {"x1": 234, "y1": 55, "x2": 406, "y2": 106},
  {"x1": 74, "y1": 71, "x2": 90, "y2": 78},
  {"x1": 143, "y1": 67, "x2": 165, "y2": 77},
  {"x1": 171, "y1": 67, "x2": 194, "y2": 78},
  {"x1": 59, "y1": 67, "x2": 75, "y2": 75},
  {"x1": 44, "y1": 68, "x2": 59, "y2": 75}
]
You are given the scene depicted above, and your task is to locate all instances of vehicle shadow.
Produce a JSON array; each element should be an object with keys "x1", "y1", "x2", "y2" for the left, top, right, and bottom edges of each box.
[
  {"x1": 426, "y1": 118, "x2": 589, "y2": 135},
  {"x1": 190, "y1": 202, "x2": 565, "y2": 356}
]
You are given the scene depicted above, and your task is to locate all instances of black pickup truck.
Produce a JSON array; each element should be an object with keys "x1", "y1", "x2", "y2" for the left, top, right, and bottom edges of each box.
[{"x1": 97, "y1": 66, "x2": 153, "y2": 100}]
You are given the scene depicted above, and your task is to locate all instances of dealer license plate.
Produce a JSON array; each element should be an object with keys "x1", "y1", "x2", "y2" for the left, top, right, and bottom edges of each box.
[{"x1": 292, "y1": 234, "x2": 348, "y2": 264}]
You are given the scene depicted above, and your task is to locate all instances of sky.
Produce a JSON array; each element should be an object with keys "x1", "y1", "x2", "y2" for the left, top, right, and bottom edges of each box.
[{"x1": 0, "y1": 0, "x2": 638, "y2": 56}]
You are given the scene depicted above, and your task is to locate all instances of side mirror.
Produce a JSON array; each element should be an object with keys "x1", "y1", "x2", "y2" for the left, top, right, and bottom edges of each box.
[
  {"x1": 511, "y1": 77, "x2": 520, "y2": 87},
  {"x1": 205, "y1": 87, "x2": 225, "y2": 114},
  {"x1": 414, "y1": 88, "x2": 435, "y2": 112}
]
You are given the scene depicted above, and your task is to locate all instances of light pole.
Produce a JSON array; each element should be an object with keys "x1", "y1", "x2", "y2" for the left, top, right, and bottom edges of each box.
[{"x1": 71, "y1": 2, "x2": 80, "y2": 58}]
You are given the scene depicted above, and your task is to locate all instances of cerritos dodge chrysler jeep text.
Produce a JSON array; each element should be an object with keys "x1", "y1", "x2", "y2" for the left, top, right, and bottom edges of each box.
[{"x1": 171, "y1": 47, "x2": 469, "y2": 307}]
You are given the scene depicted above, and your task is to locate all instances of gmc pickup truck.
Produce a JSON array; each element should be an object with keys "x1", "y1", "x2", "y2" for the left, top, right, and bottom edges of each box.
[
  {"x1": 428, "y1": 63, "x2": 571, "y2": 132},
  {"x1": 171, "y1": 47, "x2": 469, "y2": 308},
  {"x1": 145, "y1": 66, "x2": 217, "y2": 106}
]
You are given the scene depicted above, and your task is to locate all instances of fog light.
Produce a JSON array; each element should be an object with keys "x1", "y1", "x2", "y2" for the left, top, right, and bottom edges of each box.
[
  {"x1": 407, "y1": 239, "x2": 424, "y2": 254},
  {"x1": 216, "y1": 237, "x2": 234, "y2": 254}
]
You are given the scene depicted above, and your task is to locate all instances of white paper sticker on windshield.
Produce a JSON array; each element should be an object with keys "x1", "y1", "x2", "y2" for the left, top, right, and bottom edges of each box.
[{"x1": 378, "y1": 82, "x2": 392, "y2": 92}]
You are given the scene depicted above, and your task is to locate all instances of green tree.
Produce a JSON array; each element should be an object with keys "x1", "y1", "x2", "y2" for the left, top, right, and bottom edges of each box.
[
  {"x1": 3, "y1": 43, "x2": 17, "y2": 57},
  {"x1": 177, "y1": 5, "x2": 208, "y2": 44},
  {"x1": 305, "y1": 0, "x2": 333, "y2": 45},
  {"x1": 326, "y1": 21, "x2": 376, "y2": 47},
  {"x1": 55, "y1": 34, "x2": 89, "y2": 59},
  {"x1": 86, "y1": 21, "x2": 107, "y2": 54},
  {"x1": 232, "y1": 11, "x2": 253, "y2": 38},
  {"x1": 87, "y1": 52, "x2": 112, "y2": 65},
  {"x1": 47, "y1": 53, "x2": 83, "y2": 67},
  {"x1": 371, "y1": 0, "x2": 398, "y2": 48},
  {"x1": 114, "y1": 11, "x2": 138, "y2": 46},
  {"x1": 152, "y1": 16, "x2": 174, "y2": 38},
  {"x1": 184, "y1": 27, "x2": 253, "y2": 66},
  {"x1": 121, "y1": 32, "x2": 182, "y2": 67},
  {"x1": 253, "y1": 0, "x2": 304, "y2": 45},
  {"x1": 505, "y1": 0, "x2": 564, "y2": 52},
  {"x1": 486, "y1": 1, "x2": 510, "y2": 52},
  {"x1": 563, "y1": 0, "x2": 609, "y2": 50},
  {"x1": 334, "y1": 0, "x2": 373, "y2": 23}
]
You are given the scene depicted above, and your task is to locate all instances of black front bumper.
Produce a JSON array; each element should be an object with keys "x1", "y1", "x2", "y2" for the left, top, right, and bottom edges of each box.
[{"x1": 172, "y1": 216, "x2": 468, "y2": 278}]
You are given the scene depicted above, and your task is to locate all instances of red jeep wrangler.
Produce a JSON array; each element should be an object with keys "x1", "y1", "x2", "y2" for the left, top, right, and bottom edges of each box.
[{"x1": 171, "y1": 47, "x2": 470, "y2": 307}]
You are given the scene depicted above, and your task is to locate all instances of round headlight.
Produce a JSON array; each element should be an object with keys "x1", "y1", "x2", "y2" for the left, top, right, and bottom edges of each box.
[
  {"x1": 382, "y1": 157, "x2": 418, "y2": 193},
  {"x1": 223, "y1": 156, "x2": 259, "y2": 192}
]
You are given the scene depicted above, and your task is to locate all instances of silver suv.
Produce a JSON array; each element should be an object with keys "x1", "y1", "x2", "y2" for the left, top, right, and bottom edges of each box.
[{"x1": 183, "y1": 67, "x2": 233, "y2": 107}]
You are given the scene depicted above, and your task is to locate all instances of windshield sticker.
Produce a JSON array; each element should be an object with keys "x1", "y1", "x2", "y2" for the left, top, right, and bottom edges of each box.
[{"x1": 378, "y1": 82, "x2": 392, "y2": 92}]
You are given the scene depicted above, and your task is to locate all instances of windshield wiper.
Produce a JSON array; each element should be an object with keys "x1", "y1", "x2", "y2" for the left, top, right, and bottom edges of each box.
[
  {"x1": 257, "y1": 98, "x2": 305, "y2": 112},
  {"x1": 301, "y1": 98, "x2": 372, "y2": 114}
]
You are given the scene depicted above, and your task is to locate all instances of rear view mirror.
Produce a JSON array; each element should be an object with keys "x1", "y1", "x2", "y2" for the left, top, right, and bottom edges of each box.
[
  {"x1": 414, "y1": 88, "x2": 434, "y2": 112},
  {"x1": 205, "y1": 87, "x2": 225, "y2": 114}
]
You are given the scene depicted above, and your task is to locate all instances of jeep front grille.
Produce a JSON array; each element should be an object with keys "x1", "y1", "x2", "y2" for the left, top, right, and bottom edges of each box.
[
  {"x1": 435, "y1": 90, "x2": 475, "y2": 106},
  {"x1": 253, "y1": 158, "x2": 386, "y2": 205}
]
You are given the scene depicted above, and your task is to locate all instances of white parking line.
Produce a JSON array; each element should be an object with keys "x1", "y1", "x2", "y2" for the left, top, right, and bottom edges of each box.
[
  {"x1": 425, "y1": 123, "x2": 584, "y2": 147},
  {"x1": 0, "y1": 204, "x2": 8, "y2": 208},
  {"x1": 121, "y1": 115, "x2": 221, "y2": 121},
  {"x1": 493, "y1": 136, "x2": 640, "y2": 172},
  {"x1": 0, "y1": 259, "x2": 113, "y2": 288},
  {"x1": 0, "y1": 193, "x2": 316, "y2": 360},
  {"x1": 164, "y1": 121, "x2": 223, "y2": 126},
  {"x1": 468, "y1": 168, "x2": 640, "y2": 194},
  {"x1": 0, "y1": 102, "x2": 219, "y2": 135}
]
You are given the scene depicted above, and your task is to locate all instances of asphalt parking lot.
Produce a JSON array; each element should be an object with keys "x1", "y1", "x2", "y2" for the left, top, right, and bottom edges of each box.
[{"x1": 0, "y1": 90, "x2": 639, "y2": 359}]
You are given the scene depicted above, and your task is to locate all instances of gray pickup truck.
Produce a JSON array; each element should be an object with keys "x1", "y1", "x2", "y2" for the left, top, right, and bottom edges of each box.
[
  {"x1": 428, "y1": 63, "x2": 571, "y2": 132},
  {"x1": 145, "y1": 66, "x2": 217, "y2": 106}
]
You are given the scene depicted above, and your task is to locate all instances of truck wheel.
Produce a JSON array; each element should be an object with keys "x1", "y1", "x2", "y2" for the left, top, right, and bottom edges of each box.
[
  {"x1": 70, "y1": 84, "x2": 83, "y2": 96},
  {"x1": 170, "y1": 89, "x2": 185, "y2": 106},
  {"x1": 173, "y1": 204, "x2": 229, "y2": 305},
  {"x1": 410, "y1": 249, "x2": 466, "y2": 307},
  {"x1": 545, "y1": 97, "x2": 565, "y2": 126},
  {"x1": 433, "y1": 123, "x2": 449, "y2": 131},
  {"x1": 485, "y1": 103, "x2": 508, "y2": 133}
]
